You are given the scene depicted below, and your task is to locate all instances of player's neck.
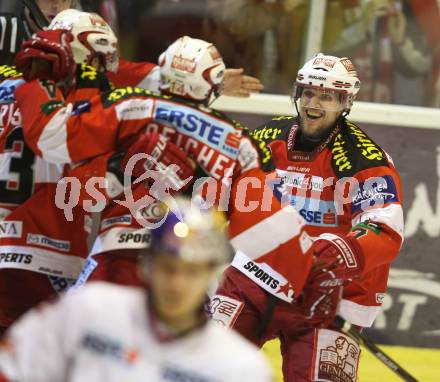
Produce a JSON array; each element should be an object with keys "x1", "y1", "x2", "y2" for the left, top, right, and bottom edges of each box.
[
  {"x1": 160, "y1": 312, "x2": 205, "y2": 334},
  {"x1": 148, "y1": 299, "x2": 206, "y2": 340}
]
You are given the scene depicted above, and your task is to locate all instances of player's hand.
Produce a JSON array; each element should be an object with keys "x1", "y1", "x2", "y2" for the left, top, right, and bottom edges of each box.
[
  {"x1": 121, "y1": 132, "x2": 195, "y2": 192},
  {"x1": 312, "y1": 233, "x2": 365, "y2": 281},
  {"x1": 223, "y1": 68, "x2": 264, "y2": 97},
  {"x1": 299, "y1": 233, "x2": 365, "y2": 327},
  {"x1": 15, "y1": 29, "x2": 77, "y2": 82},
  {"x1": 300, "y1": 255, "x2": 344, "y2": 328}
]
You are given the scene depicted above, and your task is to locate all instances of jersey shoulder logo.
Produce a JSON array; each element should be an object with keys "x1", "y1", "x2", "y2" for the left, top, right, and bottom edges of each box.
[
  {"x1": 102, "y1": 86, "x2": 171, "y2": 107},
  {"x1": 252, "y1": 115, "x2": 293, "y2": 144},
  {"x1": 76, "y1": 64, "x2": 111, "y2": 91},
  {"x1": 0, "y1": 66, "x2": 22, "y2": 82},
  {"x1": 330, "y1": 119, "x2": 389, "y2": 178},
  {"x1": 242, "y1": 127, "x2": 274, "y2": 171}
]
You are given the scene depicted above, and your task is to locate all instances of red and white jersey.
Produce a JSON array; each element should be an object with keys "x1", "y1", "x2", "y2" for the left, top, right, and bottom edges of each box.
[
  {"x1": 0, "y1": 65, "x2": 64, "y2": 218},
  {"x1": 0, "y1": 58, "x2": 160, "y2": 220},
  {"x1": 14, "y1": 78, "x2": 319, "y2": 297},
  {"x1": 0, "y1": 64, "x2": 112, "y2": 279},
  {"x1": 15, "y1": 82, "x2": 270, "y2": 180},
  {"x1": 0, "y1": 282, "x2": 272, "y2": 382},
  {"x1": 108, "y1": 59, "x2": 159, "y2": 91},
  {"x1": 238, "y1": 116, "x2": 404, "y2": 327}
]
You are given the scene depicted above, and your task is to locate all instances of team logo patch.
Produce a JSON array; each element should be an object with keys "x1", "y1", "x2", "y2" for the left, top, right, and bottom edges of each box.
[
  {"x1": 162, "y1": 364, "x2": 215, "y2": 382},
  {"x1": 313, "y1": 329, "x2": 360, "y2": 382},
  {"x1": 313, "y1": 57, "x2": 336, "y2": 68},
  {"x1": 0, "y1": 221, "x2": 22, "y2": 238},
  {"x1": 351, "y1": 176, "x2": 399, "y2": 214},
  {"x1": 340, "y1": 58, "x2": 356, "y2": 72},
  {"x1": 101, "y1": 215, "x2": 132, "y2": 230},
  {"x1": 209, "y1": 295, "x2": 243, "y2": 328},
  {"x1": 376, "y1": 293, "x2": 386, "y2": 304},
  {"x1": 277, "y1": 170, "x2": 324, "y2": 192},
  {"x1": 26, "y1": 234, "x2": 71, "y2": 252},
  {"x1": 171, "y1": 55, "x2": 197, "y2": 73},
  {"x1": 81, "y1": 332, "x2": 139, "y2": 364},
  {"x1": 0, "y1": 79, "x2": 24, "y2": 103}
]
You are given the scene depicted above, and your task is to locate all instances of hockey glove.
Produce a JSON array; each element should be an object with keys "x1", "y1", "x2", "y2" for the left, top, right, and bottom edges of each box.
[
  {"x1": 121, "y1": 132, "x2": 195, "y2": 193},
  {"x1": 15, "y1": 29, "x2": 77, "y2": 82},
  {"x1": 312, "y1": 233, "x2": 365, "y2": 281},
  {"x1": 300, "y1": 255, "x2": 344, "y2": 328}
]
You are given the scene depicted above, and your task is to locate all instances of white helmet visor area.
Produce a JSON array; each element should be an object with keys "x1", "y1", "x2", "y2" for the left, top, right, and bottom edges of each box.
[{"x1": 292, "y1": 83, "x2": 350, "y2": 112}]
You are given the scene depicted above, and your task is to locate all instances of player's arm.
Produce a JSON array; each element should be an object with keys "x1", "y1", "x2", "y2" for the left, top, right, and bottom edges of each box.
[
  {"x1": 14, "y1": 79, "x2": 163, "y2": 164},
  {"x1": 313, "y1": 164, "x2": 403, "y2": 280},
  {"x1": 107, "y1": 58, "x2": 159, "y2": 89},
  {"x1": 348, "y1": 165, "x2": 403, "y2": 272},
  {"x1": 0, "y1": 297, "x2": 79, "y2": 382},
  {"x1": 110, "y1": 60, "x2": 263, "y2": 97}
]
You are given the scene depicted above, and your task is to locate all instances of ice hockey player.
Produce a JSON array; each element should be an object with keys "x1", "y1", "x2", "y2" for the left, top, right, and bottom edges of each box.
[
  {"x1": 0, "y1": 7, "x2": 261, "y2": 333},
  {"x1": 212, "y1": 53, "x2": 404, "y2": 381},
  {"x1": 0, "y1": 196, "x2": 273, "y2": 382},
  {"x1": 0, "y1": 11, "x2": 119, "y2": 335}
]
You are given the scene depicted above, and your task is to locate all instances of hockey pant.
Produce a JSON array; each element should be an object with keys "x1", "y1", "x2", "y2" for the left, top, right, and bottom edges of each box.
[{"x1": 211, "y1": 266, "x2": 361, "y2": 382}]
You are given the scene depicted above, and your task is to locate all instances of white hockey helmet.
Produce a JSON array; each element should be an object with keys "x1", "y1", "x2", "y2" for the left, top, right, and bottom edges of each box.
[
  {"x1": 158, "y1": 36, "x2": 226, "y2": 103},
  {"x1": 49, "y1": 9, "x2": 119, "y2": 73},
  {"x1": 146, "y1": 196, "x2": 232, "y2": 266},
  {"x1": 293, "y1": 53, "x2": 361, "y2": 111}
]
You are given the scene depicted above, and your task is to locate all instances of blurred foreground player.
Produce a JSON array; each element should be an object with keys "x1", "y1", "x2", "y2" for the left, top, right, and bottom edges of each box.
[{"x1": 0, "y1": 196, "x2": 272, "y2": 382}]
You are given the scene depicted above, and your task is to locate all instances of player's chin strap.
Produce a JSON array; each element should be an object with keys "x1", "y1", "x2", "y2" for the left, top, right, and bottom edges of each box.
[
  {"x1": 333, "y1": 316, "x2": 419, "y2": 382},
  {"x1": 23, "y1": 0, "x2": 49, "y2": 30}
]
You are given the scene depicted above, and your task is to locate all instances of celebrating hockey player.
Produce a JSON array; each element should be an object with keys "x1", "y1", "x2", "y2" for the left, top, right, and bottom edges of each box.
[
  {"x1": 0, "y1": 7, "x2": 266, "y2": 333},
  {"x1": 0, "y1": 196, "x2": 273, "y2": 382},
  {"x1": 211, "y1": 54, "x2": 404, "y2": 381},
  {"x1": 0, "y1": 11, "x2": 121, "y2": 335}
]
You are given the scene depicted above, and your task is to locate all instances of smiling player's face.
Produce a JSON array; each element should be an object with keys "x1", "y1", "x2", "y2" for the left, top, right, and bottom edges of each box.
[{"x1": 298, "y1": 87, "x2": 345, "y2": 138}]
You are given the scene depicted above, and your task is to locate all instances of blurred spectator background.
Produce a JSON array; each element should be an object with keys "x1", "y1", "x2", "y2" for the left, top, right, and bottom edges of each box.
[{"x1": 89, "y1": 0, "x2": 439, "y2": 108}]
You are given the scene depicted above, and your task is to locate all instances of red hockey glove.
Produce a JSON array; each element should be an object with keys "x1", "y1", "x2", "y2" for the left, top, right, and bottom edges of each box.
[
  {"x1": 300, "y1": 255, "x2": 344, "y2": 328},
  {"x1": 312, "y1": 233, "x2": 365, "y2": 281},
  {"x1": 121, "y1": 132, "x2": 195, "y2": 193},
  {"x1": 299, "y1": 233, "x2": 364, "y2": 328},
  {"x1": 15, "y1": 29, "x2": 76, "y2": 82}
]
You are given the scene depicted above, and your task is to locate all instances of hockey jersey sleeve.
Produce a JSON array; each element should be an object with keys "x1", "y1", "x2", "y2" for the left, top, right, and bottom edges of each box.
[
  {"x1": 321, "y1": 159, "x2": 404, "y2": 277},
  {"x1": 107, "y1": 59, "x2": 159, "y2": 90},
  {"x1": 15, "y1": 79, "x2": 272, "y2": 182},
  {"x1": 14, "y1": 80, "x2": 155, "y2": 164},
  {"x1": 348, "y1": 161, "x2": 403, "y2": 274}
]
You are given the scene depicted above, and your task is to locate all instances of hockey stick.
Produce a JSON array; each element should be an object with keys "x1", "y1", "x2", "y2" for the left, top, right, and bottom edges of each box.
[
  {"x1": 22, "y1": 0, "x2": 49, "y2": 30},
  {"x1": 334, "y1": 316, "x2": 418, "y2": 382}
]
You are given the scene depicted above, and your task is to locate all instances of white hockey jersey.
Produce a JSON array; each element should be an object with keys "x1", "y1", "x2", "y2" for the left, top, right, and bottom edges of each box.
[{"x1": 0, "y1": 282, "x2": 272, "y2": 382}]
